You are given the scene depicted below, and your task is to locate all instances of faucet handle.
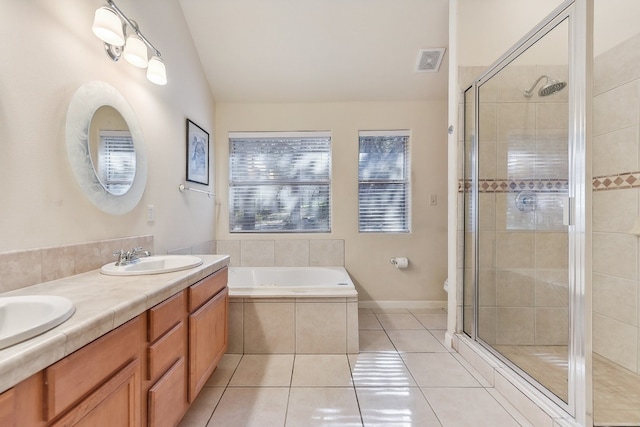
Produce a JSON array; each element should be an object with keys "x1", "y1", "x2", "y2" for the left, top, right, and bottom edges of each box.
[{"x1": 112, "y1": 249, "x2": 125, "y2": 266}]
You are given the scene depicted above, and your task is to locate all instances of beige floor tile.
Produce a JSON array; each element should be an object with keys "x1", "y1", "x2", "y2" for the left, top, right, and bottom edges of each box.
[
  {"x1": 285, "y1": 387, "x2": 362, "y2": 426},
  {"x1": 428, "y1": 329, "x2": 455, "y2": 352},
  {"x1": 228, "y1": 354, "x2": 294, "y2": 387},
  {"x1": 292, "y1": 354, "x2": 353, "y2": 387},
  {"x1": 359, "y1": 307, "x2": 374, "y2": 314},
  {"x1": 451, "y1": 353, "x2": 492, "y2": 388},
  {"x1": 356, "y1": 387, "x2": 441, "y2": 426},
  {"x1": 207, "y1": 387, "x2": 289, "y2": 427},
  {"x1": 358, "y1": 330, "x2": 396, "y2": 352},
  {"x1": 402, "y1": 353, "x2": 479, "y2": 388},
  {"x1": 177, "y1": 387, "x2": 224, "y2": 427},
  {"x1": 359, "y1": 313, "x2": 383, "y2": 330},
  {"x1": 414, "y1": 313, "x2": 448, "y2": 329},
  {"x1": 375, "y1": 313, "x2": 424, "y2": 330},
  {"x1": 422, "y1": 388, "x2": 521, "y2": 427},
  {"x1": 485, "y1": 388, "x2": 535, "y2": 427},
  {"x1": 349, "y1": 352, "x2": 416, "y2": 387},
  {"x1": 386, "y1": 329, "x2": 448, "y2": 353},
  {"x1": 205, "y1": 353, "x2": 242, "y2": 387}
]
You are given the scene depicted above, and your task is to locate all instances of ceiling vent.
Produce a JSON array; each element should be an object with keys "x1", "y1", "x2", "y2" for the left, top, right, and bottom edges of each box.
[{"x1": 415, "y1": 48, "x2": 446, "y2": 73}]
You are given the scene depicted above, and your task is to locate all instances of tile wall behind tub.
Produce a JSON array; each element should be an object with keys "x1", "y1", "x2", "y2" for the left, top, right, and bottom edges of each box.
[
  {"x1": 215, "y1": 239, "x2": 345, "y2": 267},
  {"x1": 592, "y1": 32, "x2": 640, "y2": 375},
  {"x1": 0, "y1": 235, "x2": 154, "y2": 293},
  {"x1": 457, "y1": 64, "x2": 570, "y2": 347}
]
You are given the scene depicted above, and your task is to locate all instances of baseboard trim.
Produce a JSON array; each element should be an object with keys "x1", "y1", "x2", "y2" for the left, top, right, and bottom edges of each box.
[{"x1": 358, "y1": 300, "x2": 447, "y2": 310}]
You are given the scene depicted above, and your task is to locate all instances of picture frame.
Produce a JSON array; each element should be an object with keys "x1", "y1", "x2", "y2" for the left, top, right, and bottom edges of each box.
[{"x1": 186, "y1": 119, "x2": 209, "y2": 185}]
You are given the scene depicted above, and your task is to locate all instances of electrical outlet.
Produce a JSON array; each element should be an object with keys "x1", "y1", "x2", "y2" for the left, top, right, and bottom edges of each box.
[
  {"x1": 429, "y1": 194, "x2": 437, "y2": 206},
  {"x1": 147, "y1": 205, "x2": 155, "y2": 222}
]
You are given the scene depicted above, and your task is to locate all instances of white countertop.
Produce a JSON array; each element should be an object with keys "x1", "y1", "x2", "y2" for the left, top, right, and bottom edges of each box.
[{"x1": 0, "y1": 254, "x2": 230, "y2": 394}]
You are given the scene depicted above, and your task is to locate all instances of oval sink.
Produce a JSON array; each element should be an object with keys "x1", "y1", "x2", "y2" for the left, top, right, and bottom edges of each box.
[
  {"x1": 0, "y1": 295, "x2": 75, "y2": 350},
  {"x1": 100, "y1": 255, "x2": 203, "y2": 276}
]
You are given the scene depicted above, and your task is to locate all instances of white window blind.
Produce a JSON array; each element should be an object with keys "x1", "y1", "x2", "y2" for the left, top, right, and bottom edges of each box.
[
  {"x1": 229, "y1": 132, "x2": 331, "y2": 232},
  {"x1": 358, "y1": 131, "x2": 410, "y2": 232},
  {"x1": 98, "y1": 130, "x2": 135, "y2": 196}
]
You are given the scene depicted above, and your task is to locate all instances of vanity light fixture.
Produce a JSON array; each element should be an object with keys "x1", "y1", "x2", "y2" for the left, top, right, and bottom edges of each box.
[{"x1": 92, "y1": 0, "x2": 167, "y2": 85}]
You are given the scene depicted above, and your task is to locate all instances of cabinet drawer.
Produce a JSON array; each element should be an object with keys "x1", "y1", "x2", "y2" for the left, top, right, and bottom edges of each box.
[
  {"x1": 148, "y1": 291, "x2": 185, "y2": 342},
  {"x1": 44, "y1": 316, "x2": 144, "y2": 421},
  {"x1": 148, "y1": 358, "x2": 187, "y2": 427},
  {"x1": 147, "y1": 321, "x2": 185, "y2": 381},
  {"x1": 188, "y1": 267, "x2": 228, "y2": 312}
]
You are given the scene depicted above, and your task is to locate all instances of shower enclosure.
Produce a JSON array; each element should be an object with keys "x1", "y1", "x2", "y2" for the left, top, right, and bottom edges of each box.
[{"x1": 460, "y1": 1, "x2": 587, "y2": 420}]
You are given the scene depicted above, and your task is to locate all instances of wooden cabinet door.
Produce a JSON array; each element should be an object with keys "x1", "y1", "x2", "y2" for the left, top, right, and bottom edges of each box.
[
  {"x1": 51, "y1": 359, "x2": 141, "y2": 427},
  {"x1": 148, "y1": 358, "x2": 187, "y2": 427},
  {"x1": 45, "y1": 316, "x2": 144, "y2": 420},
  {"x1": 188, "y1": 287, "x2": 228, "y2": 401},
  {"x1": 0, "y1": 388, "x2": 15, "y2": 427}
]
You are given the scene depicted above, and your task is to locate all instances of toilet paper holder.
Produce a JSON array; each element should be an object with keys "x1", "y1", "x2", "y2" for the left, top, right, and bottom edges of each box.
[{"x1": 390, "y1": 257, "x2": 409, "y2": 269}]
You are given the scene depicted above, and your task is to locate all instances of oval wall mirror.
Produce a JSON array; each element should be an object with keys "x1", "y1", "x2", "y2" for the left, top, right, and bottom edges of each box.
[
  {"x1": 89, "y1": 106, "x2": 136, "y2": 196},
  {"x1": 66, "y1": 81, "x2": 147, "y2": 214}
]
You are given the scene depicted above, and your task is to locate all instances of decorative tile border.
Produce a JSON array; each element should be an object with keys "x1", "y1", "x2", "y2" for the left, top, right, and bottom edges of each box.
[
  {"x1": 458, "y1": 179, "x2": 569, "y2": 193},
  {"x1": 593, "y1": 171, "x2": 640, "y2": 191},
  {"x1": 458, "y1": 173, "x2": 640, "y2": 192}
]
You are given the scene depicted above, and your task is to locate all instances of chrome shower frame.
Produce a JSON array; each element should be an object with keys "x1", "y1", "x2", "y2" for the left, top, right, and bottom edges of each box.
[{"x1": 460, "y1": 0, "x2": 591, "y2": 424}]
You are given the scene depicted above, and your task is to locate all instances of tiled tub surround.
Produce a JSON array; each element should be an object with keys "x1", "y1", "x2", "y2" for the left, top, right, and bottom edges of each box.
[
  {"x1": 228, "y1": 296, "x2": 359, "y2": 354},
  {"x1": 0, "y1": 254, "x2": 229, "y2": 394},
  {"x1": 217, "y1": 239, "x2": 358, "y2": 354},
  {"x1": 215, "y1": 239, "x2": 345, "y2": 267},
  {"x1": 227, "y1": 265, "x2": 358, "y2": 354},
  {"x1": 0, "y1": 235, "x2": 154, "y2": 293}
]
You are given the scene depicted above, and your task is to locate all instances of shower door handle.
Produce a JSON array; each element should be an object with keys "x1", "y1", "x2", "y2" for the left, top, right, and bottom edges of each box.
[{"x1": 562, "y1": 196, "x2": 574, "y2": 226}]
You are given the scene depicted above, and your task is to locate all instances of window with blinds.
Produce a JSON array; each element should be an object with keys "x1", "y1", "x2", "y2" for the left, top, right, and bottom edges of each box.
[
  {"x1": 98, "y1": 130, "x2": 135, "y2": 196},
  {"x1": 358, "y1": 131, "x2": 410, "y2": 232},
  {"x1": 229, "y1": 132, "x2": 331, "y2": 232}
]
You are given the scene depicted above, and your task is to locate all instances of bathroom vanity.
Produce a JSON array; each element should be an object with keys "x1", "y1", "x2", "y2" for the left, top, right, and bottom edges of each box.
[{"x1": 0, "y1": 255, "x2": 229, "y2": 427}]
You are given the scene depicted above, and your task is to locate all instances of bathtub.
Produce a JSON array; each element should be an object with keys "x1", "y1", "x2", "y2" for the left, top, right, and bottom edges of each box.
[
  {"x1": 227, "y1": 266, "x2": 357, "y2": 298},
  {"x1": 226, "y1": 266, "x2": 359, "y2": 354}
]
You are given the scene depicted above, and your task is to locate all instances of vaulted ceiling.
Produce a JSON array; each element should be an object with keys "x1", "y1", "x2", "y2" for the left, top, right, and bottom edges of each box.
[{"x1": 178, "y1": 0, "x2": 450, "y2": 103}]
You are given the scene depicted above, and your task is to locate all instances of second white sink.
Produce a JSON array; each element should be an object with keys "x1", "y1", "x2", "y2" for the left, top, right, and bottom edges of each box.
[
  {"x1": 100, "y1": 255, "x2": 203, "y2": 276},
  {"x1": 0, "y1": 295, "x2": 75, "y2": 350}
]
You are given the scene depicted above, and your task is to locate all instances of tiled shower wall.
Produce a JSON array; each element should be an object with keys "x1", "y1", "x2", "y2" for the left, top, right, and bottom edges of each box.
[
  {"x1": 592, "y1": 32, "x2": 640, "y2": 374},
  {"x1": 458, "y1": 64, "x2": 569, "y2": 347}
]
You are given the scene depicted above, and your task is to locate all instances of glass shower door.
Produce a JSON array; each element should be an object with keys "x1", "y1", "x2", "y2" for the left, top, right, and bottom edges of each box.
[{"x1": 474, "y1": 17, "x2": 571, "y2": 405}]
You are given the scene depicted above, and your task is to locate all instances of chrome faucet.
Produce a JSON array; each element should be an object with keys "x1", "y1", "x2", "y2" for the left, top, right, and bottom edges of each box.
[{"x1": 113, "y1": 247, "x2": 151, "y2": 266}]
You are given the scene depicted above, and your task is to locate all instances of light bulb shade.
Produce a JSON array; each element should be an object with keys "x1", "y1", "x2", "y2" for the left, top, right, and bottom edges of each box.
[
  {"x1": 147, "y1": 56, "x2": 167, "y2": 85},
  {"x1": 92, "y1": 6, "x2": 125, "y2": 46},
  {"x1": 124, "y1": 35, "x2": 148, "y2": 68}
]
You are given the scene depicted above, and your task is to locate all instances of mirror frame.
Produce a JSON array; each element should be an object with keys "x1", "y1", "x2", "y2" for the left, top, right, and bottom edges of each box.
[{"x1": 66, "y1": 81, "x2": 147, "y2": 215}]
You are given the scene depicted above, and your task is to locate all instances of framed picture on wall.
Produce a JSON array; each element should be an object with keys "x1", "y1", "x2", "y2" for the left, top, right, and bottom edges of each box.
[{"x1": 186, "y1": 119, "x2": 209, "y2": 185}]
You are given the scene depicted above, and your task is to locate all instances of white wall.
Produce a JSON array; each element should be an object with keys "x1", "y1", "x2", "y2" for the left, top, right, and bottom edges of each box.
[
  {"x1": 215, "y1": 101, "x2": 449, "y2": 303},
  {"x1": 0, "y1": 0, "x2": 216, "y2": 254},
  {"x1": 457, "y1": 0, "x2": 567, "y2": 67}
]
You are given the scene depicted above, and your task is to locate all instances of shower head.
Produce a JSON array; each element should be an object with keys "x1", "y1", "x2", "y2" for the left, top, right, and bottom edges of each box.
[{"x1": 523, "y1": 75, "x2": 567, "y2": 97}]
